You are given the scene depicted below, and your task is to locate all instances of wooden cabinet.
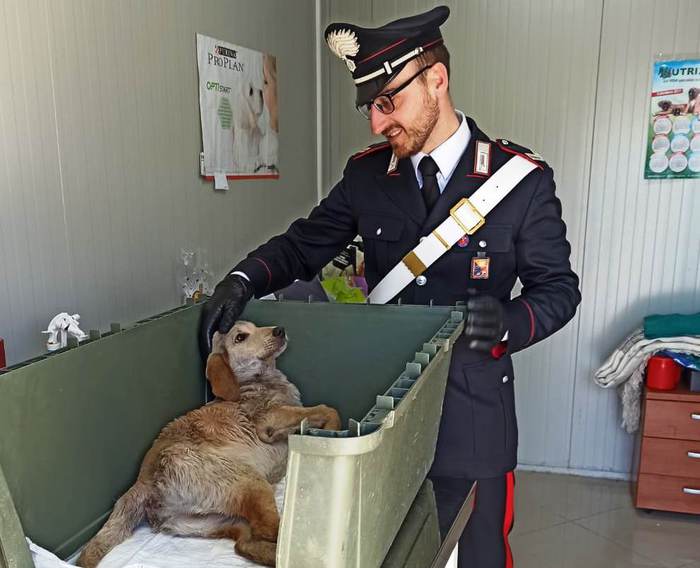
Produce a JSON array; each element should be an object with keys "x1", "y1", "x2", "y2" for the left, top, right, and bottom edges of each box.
[{"x1": 635, "y1": 385, "x2": 700, "y2": 514}]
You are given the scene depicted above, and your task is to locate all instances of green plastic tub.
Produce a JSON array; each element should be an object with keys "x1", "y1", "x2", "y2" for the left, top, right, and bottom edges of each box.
[{"x1": 0, "y1": 301, "x2": 463, "y2": 567}]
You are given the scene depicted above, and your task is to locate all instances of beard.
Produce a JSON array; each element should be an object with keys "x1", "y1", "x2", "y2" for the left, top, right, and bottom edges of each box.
[{"x1": 384, "y1": 88, "x2": 439, "y2": 158}]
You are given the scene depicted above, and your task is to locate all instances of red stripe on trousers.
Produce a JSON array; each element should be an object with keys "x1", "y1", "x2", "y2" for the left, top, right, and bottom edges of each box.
[{"x1": 503, "y1": 471, "x2": 515, "y2": 568}]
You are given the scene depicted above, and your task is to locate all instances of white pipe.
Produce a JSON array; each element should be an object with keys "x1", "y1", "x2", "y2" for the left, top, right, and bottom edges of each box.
[
  {"x1": 315, "y1": 0, "x2": 323, "y2": 204},
  {"x1": 314, "y1": 0, "x2": 323, "y2": 202}
]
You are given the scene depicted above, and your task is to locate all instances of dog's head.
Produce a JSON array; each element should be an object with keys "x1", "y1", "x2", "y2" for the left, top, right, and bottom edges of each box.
[
  {"x1": 234, "y1": 81, "x2": 264, "y2": 131},
  {"x1": 206, "y1": 321, "x2": 288, "y2": 401}
]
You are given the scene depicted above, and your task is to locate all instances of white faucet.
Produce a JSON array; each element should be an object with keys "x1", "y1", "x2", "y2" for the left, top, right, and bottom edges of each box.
[{"x1": 43, "y1": 313, "x2": 88, "y2": 352}]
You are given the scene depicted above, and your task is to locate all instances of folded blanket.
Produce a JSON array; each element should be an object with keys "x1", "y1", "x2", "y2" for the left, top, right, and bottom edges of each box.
[
  {"x1": 644, "y1": 312, "x2": 700, "y2": 339},
  {"x1": 594, "y1": 328, "x2": 700, "y2": 433}
]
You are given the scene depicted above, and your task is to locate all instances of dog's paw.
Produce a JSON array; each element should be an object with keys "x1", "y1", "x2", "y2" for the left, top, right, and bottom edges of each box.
[
  {"x1": 235, "y1": 539, "x2": 277, "y2": 567},
  {"x1": 320, "y1": 406, "x2": 342, "y2": 431}
]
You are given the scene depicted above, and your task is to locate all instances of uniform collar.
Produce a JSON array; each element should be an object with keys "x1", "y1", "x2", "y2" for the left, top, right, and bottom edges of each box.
[{"x1": 410, "y1": 110, "x2": 470, "y2": 187}]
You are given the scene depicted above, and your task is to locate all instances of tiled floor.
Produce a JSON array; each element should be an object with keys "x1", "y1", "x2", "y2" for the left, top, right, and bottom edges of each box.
[{"x1": 510, "y1": 471, "x2": 700, "y2": 568}]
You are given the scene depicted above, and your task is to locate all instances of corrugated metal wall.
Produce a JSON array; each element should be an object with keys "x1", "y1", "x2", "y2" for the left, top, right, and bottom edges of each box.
[
  {"x1": 322, "y1": 0, "x2": 700, "y2": 475},
  {"x1": 572, "y1": 0, "x2": 700, "y2": 474},
  {"x1": 0, "y1": 0, "x2": 317, "y2": 365}
]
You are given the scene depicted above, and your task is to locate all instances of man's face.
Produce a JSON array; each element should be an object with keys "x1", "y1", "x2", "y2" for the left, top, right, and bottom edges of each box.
[{"x1": 369, "y1": 62, "x2": 439, "y2": 158}]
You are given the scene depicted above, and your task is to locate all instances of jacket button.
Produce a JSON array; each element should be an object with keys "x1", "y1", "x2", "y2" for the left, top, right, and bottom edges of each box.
[
  {"x1": 502, "y1": 375, "x2": 509, "y2": 383},
  {"x1": 479, "y1": 240, "x2": 487, "y2": 248},
  {"x1": 376, "y1": 228, "x2": 382, "y2": 236},
  {"x1": 416, "y1": 275, "x2": 427, "y2": 286}
]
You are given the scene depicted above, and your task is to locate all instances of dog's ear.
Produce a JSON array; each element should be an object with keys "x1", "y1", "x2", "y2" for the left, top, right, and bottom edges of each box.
[{"x1": 206, "y1": 351, "x2": 240, "y2": 401}]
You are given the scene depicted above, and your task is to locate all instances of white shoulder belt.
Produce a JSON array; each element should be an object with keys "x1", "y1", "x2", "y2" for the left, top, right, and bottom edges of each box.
[{"x1": 368, "y1": 155, "x2": 538, "y2": 304}]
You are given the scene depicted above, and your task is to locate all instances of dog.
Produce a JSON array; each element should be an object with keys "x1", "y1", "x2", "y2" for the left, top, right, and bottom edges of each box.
[
  {"x1": 655, "y1": 99, "x2": 688, "y2": 116},
  {"x1": 232, "y1": 78, "x2": 265, "y2": 172},
  {"x1": 688, "y1": 87, "x2": 700, "y2": 116},
  {"x1": 77, "y1": 321, "x2": 341, "y2": 568}
]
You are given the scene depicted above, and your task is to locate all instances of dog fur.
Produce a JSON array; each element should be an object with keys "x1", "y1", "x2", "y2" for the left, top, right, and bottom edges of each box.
[{"x1": 77, "y1": 322, "x2": 341, "y2": 568}]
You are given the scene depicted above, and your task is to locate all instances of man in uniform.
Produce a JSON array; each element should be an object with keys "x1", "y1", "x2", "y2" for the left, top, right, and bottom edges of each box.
[{"x1": 200, "y1": 6, "x2": 580, "y2": 567}]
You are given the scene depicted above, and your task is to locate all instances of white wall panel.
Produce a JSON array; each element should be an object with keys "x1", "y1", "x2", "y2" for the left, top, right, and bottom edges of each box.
[
  {"x1": 0, "y1": 0, "x2": 317, "y2": 365},
  {"x1": 571, "y1": 0, "x2": 700, "y2": 474}
]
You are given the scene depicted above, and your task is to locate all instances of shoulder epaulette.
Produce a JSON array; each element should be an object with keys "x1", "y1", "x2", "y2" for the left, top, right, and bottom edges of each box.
[
  {"x1": 495, "y1": 139, "x2": 545, "y2": 169},
  {"x1": 351, "y1": 142, "x2": 391, "y2": 160}
]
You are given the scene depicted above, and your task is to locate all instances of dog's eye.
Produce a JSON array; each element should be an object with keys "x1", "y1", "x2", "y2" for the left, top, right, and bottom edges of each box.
[{"x1": 234, "y1": 333, "x2": 249, "y2": 343}]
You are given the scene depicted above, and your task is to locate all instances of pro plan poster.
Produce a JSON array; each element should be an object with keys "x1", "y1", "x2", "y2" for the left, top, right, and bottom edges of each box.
[
  {"x1": 646, "y1": 57, "x2": 700, "y2": 179},
  {"x1": 197, "y1": 34, "x2": 279, "y2": 183}
]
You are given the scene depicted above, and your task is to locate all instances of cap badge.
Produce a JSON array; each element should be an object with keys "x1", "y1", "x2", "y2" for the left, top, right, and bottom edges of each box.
[{"x1": 326, "y1": 29, "x2": 360, "y2": 72}]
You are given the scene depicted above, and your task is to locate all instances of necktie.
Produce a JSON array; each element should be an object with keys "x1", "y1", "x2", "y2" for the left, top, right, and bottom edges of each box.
[{"x1": 419, "y1": 155, "x2": 440, "y2": 212}]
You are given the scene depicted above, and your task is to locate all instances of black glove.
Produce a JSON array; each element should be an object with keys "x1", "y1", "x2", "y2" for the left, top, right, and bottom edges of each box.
[
  {"x1": 464, "y1": 294, "x2": 506, "y2": 352},
  {"x1": 199, "y1": 273, "x2": 255, "y2": 359}
]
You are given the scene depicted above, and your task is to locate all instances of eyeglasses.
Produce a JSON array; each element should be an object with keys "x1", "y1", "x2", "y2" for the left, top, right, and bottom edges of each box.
[{"x1": 356, "y1": 64, "x2": 433, "y2": 119}]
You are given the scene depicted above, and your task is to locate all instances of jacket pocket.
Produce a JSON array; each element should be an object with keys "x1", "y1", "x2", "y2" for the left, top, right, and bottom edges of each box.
[
  {"x1": 358, "y1": 214, "x2": 404, "y2": 276},
  {"x1": 462, "y1": 356, "x2": 515, "y2": 456},
  {"x1": 439, "y1": 224, "x2": 514, "y2": 294},
  {"x1": 450, "y1": 224, "x2": 513, "y2": 253},
  {"x1": 358, "y1": 214, "x2": 404, "y2": 242}
]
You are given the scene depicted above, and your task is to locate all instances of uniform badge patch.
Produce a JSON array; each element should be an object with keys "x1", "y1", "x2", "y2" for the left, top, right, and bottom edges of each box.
[
  {"x1": 475, "y1": 141, "x2": 491, "y2": 175},
  {"x1": 471, "y1": 256, "x2": 490, "y2": 279}
]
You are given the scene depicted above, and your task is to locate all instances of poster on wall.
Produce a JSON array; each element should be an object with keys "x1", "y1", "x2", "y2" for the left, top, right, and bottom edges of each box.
[
  {"x1": 197, "y1": 34, "x2": 279, "y2": 186},
  {"x1": 645, "y1": 57, "x2": 700, "y2": 179}
]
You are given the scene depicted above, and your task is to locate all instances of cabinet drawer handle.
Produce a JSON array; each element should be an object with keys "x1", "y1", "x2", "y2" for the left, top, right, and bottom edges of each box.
[
  {"x1": 683, "y1": 487, "x2": 700, "y2": 495},
  {"x1": 692, "y1": 413, "x2": 700, "y2": 420},
  {"x1": 689, "y1": 451, "x2": 700, "y2": 459}
]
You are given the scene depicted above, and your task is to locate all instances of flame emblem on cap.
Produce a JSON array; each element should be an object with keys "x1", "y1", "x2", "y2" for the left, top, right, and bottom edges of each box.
[{"x1": 326, "y1": 29, "x2": 360, "y2": 72}]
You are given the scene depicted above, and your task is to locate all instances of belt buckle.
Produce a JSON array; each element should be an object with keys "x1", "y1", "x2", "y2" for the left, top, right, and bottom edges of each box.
[{"x1": 450, "y1": 198, "x2": 485, "y2": 235}]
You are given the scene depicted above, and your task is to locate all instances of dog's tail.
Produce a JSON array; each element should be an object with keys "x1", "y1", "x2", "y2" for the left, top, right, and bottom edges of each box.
[{"x1": 76, "y1": 480, "x2": 151, "y2": 568}]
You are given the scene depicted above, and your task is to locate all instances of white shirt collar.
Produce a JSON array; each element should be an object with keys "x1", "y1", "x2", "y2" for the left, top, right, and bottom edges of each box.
[{"x1": 411, "y1": 110, "x2": 471, "y2": 191}]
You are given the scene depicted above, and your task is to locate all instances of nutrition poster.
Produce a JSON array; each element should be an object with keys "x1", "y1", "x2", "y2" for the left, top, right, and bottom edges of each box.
[{"x1": 646, "y1": 57, "x2": 700, "y2": 179}]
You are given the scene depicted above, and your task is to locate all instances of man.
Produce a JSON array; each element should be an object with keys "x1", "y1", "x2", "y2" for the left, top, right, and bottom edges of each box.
[{"x1": 200, "y1": 6, "x2": 580, "y2": 567}]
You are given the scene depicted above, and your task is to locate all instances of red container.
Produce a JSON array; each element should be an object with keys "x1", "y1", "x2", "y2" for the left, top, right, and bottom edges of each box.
[
  {"x1": 0, "y1": 337, "x2": 5, "y2": 369},
  {"x1": 646, "y1": 355, "x2": 681, "y2": 390}
]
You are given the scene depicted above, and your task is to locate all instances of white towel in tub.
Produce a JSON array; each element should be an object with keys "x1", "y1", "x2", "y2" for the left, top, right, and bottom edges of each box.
[{"x1": 28, "y1": 480, "x2": 285, "y2": 568}]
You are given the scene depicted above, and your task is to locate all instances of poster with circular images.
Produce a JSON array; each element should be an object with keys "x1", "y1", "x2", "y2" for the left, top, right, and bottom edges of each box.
[{"x1": 646, "y1": 58, "x2": 700, "y2": 179}]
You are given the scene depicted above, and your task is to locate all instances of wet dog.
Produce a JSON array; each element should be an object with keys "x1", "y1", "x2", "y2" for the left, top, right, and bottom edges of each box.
[{"x1": 78, "y1": 322, "x2": 341, "y2": 567}]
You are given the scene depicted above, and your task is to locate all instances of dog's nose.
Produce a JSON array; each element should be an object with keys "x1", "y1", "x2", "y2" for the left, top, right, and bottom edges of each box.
[{"x1": 272, "y1": 326, "x2": 285, "y2": 337}]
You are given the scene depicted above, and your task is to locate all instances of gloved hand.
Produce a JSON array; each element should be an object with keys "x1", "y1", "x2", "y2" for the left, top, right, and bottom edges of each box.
[
  {"x1": 199, "y1": 273, "x2": 255, "y2": 359},
  {"x1": 464, "y1": 293, "x2": 505, "y2": 352}
]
